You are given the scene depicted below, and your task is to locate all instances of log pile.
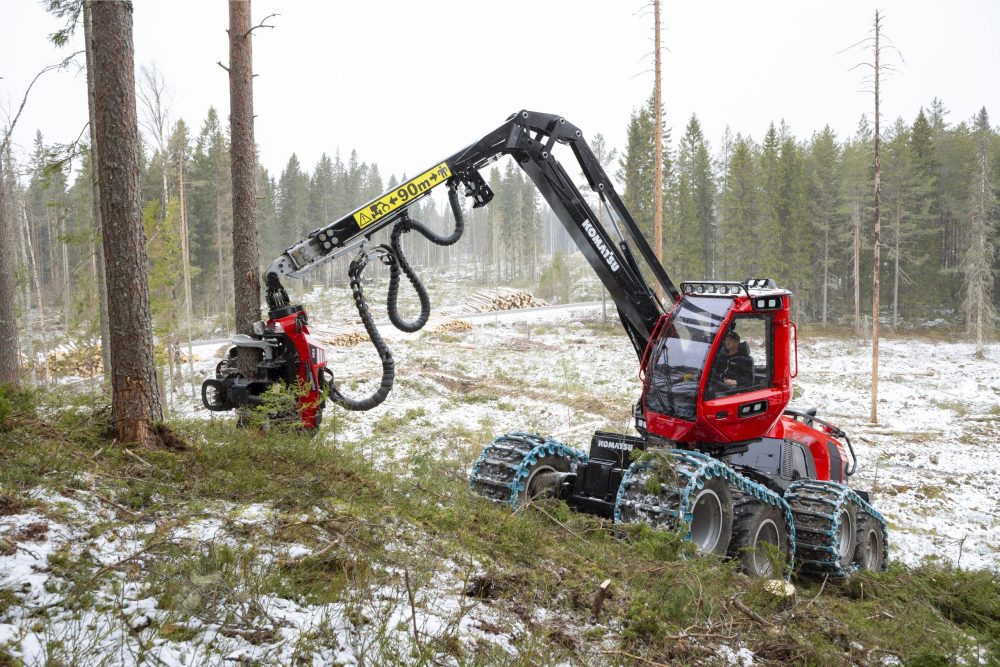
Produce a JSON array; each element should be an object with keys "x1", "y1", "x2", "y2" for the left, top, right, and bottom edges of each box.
[
  {"x1": 462, "y1": 288, "x2": 548, "y2": 313},
  {"x1": 431, "y1": 319, "x2": 472, "y2": 334},
  {"x1": 327, "y1": 332, "x2": 370, "y2": 347},
  {"x1": 45, "y1": 345, "x2": 103, "y2": 377}
]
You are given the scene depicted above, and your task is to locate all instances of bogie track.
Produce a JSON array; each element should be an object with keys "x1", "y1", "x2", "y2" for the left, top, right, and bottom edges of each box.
[{"x1": 784, "y1": 479, "x2": 889, "y2": 577}]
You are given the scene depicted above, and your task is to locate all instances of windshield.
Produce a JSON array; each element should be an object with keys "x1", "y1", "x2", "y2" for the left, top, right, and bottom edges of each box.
[{"x1": 644, "y1": 296, "x2": 733, "y2": 421}]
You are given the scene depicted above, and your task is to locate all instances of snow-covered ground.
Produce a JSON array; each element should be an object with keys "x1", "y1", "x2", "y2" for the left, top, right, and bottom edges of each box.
[
  {"x1": 3, "y1": 276, "x2": 998, "y2": 664},
  {"x1": 146, "y1": 280, "x2": 1000, "y2": 571}
]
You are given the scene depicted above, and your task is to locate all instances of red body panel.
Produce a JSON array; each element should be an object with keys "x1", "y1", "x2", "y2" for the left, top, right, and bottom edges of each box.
[
  {"x1": 638, "y1": 289, "x2": 844, "y2": 483},
  {"x1": 268, "y1": 309, "x2": 327, "y2": 429}
]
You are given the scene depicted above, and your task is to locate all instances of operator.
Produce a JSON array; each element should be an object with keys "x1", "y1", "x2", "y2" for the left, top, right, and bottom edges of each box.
[{"x1": 714, "y1": 329, "x2": 754, "y2": 390}]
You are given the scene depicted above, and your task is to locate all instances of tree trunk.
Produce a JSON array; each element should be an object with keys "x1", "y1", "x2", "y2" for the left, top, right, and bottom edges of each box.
[
  {"x1": 852, "y1": 200, "x2": 861, "y2": 335},
  {"x1": 652, "y1": 0, "x2": 664, "y2": 272},
  {"x1": 228, "y1": 0, "x2": 262, "y2": 377},
  {"x1": 84, "y1": 2, "x2": 111, "y2": 383},
  {"x1": 0, "y1": 156, "x2": 21, "y2": 386},
  {"x1": 178, "y1": 154, "x2": 195, "y2": 395},
  {"x1": 892, "y1": 188, "x2": 900, "y2": 331},
  {"x1": 870, "y1": 10, "x2": 882, "y2": 425},
  {"x1": 59, "y1": 209, "x2": 71, "y2": 332},
  {"x1": 14, "y1": 192, "x2": 34, "y2": 382},
  {"x1": 822, "y1": 227, "x2": 829, "y2": 327},
  {"x1": 92, "y1": 0, "x2": 163, "y2": 445}
]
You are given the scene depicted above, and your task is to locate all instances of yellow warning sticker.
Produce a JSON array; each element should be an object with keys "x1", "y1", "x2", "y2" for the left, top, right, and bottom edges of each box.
[{"x1": 353, "y1": 162, "x2": 452, "y2": 229}]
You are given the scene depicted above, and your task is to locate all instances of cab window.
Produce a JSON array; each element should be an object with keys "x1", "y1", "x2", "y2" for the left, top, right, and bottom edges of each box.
[{"x1": 705, "y1": 314, "x2": 773, "y2": 400}]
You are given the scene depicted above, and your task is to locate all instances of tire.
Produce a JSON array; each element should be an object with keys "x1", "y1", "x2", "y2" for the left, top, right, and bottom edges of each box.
[
  {"x1": 687, "y1": 476, "x2": 734, "y2": 556},
  {"x1": 853, "y1": 515, "x2": 885, "y2": 571},
  {"x1": 833, "y1": 501, "x2": 858, "y2": 570},
  {"x1": 729, "y1": 498, "x2": 788, "y2": 577},
  {"x1": 517, "y1": 454, "x2": 571, "y2": 506}
]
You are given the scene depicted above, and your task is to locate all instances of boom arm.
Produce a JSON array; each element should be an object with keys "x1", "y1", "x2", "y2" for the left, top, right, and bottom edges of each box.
[{"x1": 264, "y1": 110, "x2": 679, "y2": 358}]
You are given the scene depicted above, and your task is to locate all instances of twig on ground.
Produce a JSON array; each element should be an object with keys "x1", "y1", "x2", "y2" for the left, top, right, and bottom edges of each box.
[
  {"x1": 403, "y1": 566, "x2": 422, "y2": 651},
  {"x1": 123, "y1": 448, "x2": 152, "y2": 468},
  {"x1": 599, "y1": 650, "x2": 671, "y2": 666},
  {"x1": 804, "y1": 574, "x2": 829, "y2": 609}
]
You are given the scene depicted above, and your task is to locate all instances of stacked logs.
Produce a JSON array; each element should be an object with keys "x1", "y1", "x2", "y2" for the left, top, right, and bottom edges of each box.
[
  {"x1": 431, "y1": 319, "x2": 472, "y2": 333},
  {"x1": 462, "y1": 288, "x2": 548, "y2": 313},
  {"x1": 328, "y1": 332, "x2": 370, "y2": 347}
]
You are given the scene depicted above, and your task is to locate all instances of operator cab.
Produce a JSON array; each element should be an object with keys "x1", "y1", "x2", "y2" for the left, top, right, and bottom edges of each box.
[{"x1": 639, "y1": 279, "x2": 794, "y2": 447}]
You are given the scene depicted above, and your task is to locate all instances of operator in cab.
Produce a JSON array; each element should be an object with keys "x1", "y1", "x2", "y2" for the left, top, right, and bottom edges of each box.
[{"x1": 712, "y1": 329, "x2": 754, "y2": 391}]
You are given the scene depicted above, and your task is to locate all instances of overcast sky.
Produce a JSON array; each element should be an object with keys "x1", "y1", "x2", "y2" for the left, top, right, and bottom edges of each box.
[{"x1": 2, "y1": 0, "x2": 998, "y2": 184}]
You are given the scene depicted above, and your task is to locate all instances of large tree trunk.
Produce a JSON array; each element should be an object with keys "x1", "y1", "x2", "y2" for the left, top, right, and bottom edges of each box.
[
  {"x1": 92, "y1": 0, "x2": 163, "y2": 445},
  {"x1": 870, "y1": 10, "x2": 882, "y2": 425},
  {"x1": 0, "y1": 156, "x2": 21, "y2": 386},
  {"x1": 652, "y1": 0, "x2": 664, "y2": 272},
  {"x1": 228, "y1": 0, "x2": 262, "y2": 376}
]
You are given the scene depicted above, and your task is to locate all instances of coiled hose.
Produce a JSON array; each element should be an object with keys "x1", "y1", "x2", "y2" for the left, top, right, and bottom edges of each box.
[
  {"x1": 333, "y1": 183, "x2": 466, "y2": 411},
  {"x1": 329, "y1": 249, "x2": 396, "y2": 411},
  {"x1": 386, "y1": 185, "x2": 465, "y2": 332}
]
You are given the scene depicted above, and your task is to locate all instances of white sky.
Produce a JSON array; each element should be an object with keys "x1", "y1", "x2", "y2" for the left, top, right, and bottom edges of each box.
[{"x1": 2, "y1": 0, "x2": 998, "y2": 183}]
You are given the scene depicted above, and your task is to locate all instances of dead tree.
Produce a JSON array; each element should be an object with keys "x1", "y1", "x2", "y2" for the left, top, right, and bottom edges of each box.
[
  {"x1": 846, "y1": 10, "x2": 899, "y2": 423},
  {"x1": 0, "y1": 56, "x2": 76, "y2": 386},
  {"x1": 0, "y1": 148, "x2": 18, "y2": 386},
  {"x1": 91, "y1": 0, "x2": 163, "y2": 444},
  {"x1": 965, "y1": 108, "x2": 996, "y2": 359},
  {"x1": 227, "y1": 0, "x2": 268, "y2": 376},
  {"x1": 652, "y1": 0, "x2": 664, "y2": 271}
]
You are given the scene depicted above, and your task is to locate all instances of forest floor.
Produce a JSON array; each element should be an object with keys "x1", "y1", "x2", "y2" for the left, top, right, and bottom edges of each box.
[{"x1": 1, "y1": 274, "x2": 999, "y2": 665}]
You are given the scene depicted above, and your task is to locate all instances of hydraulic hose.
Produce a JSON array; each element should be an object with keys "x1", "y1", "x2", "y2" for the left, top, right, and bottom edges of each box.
[
  {"x1": 385, "y1": 184, "x2": 466, "y2": 332},
  {"x1": 329, "y1": 250, "x2": 396, "y2": 411}
]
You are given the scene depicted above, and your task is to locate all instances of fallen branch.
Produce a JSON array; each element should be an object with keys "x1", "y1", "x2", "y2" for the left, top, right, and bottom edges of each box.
[
  {"x1": 123, "y1": 448, "x2": 152, "y2": 468},
  {"x1": 277, "y1": 539, "x2": 340, "y2": 567},
  {"x1": 599, "y1": 650, "x2": 671, "y2": 667},
  {"x1": 730, "y1": 594, "x2": 771, "y2": 626}
]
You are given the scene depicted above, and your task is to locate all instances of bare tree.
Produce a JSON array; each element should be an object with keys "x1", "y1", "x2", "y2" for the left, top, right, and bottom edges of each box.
[
  {"x1": 91, "y1": 0, "x2": 163, "y2": 444},
  {"x1": 965, "y1": 108, "x2": 996, "y2": 359},
  {"x1": 227, "y1": 0, "x2": 269, "y2": 376},
  {"x1": 870, "y1": 11, "x2": 883, "y2": 424},
  {"x1": 652, "y1": 0, "x2": 664, "y2": 272},
  {"x1": 0, "y1": 146, "x2": 18, "y2": 386},
  {"x1": 0, "y1": 55, "x2": 77, "y2": 386},
  {"x1": 846, "y1": 10, "x2": 899, "y2": 423}
]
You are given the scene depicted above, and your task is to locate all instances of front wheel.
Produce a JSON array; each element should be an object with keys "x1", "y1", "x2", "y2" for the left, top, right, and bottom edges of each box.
[{"x1": 730, "y1": 498, "x2": 789, "y2": 577}]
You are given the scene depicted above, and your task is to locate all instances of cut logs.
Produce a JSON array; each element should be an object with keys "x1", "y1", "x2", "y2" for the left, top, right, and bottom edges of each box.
[{"x1": 462, "y1": 288, "x2": 548, "y2": 313}]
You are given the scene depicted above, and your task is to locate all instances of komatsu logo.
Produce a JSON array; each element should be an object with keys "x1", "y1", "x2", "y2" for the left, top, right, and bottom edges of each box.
[
  {"x1": 581, "y1": 220, "x2": 620, "y2": 272},
  {"x1": 598, "y1": 439, "x2": 633, "y2": 451}
]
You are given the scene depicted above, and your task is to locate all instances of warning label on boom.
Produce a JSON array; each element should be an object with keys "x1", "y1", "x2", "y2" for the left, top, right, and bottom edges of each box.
[{"x1": 353, "y1": 162, "x2": 452, "y2": 229}]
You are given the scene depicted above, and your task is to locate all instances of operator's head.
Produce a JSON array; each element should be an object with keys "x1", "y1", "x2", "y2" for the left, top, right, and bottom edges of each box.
[{"x1": 725, "y1": 330, "x2": 741, "y2": 354}]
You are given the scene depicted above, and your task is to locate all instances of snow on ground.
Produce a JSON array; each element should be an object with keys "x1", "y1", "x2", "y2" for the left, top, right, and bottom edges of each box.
[
  {"x1": 7, "y1": 274, "x2": 998, "y2": 664},
  {"x1": 64, "y1": 274, "x2": 1000, "y2": 571}
]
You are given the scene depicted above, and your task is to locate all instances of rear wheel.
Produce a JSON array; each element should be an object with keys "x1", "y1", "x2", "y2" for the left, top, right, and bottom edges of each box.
[
  {"x1": 730, "y1": 498, "x2": 789, "y2": 577},
  {"x1": 853, "y1": 515, "x2": 885, "y2": 571}
]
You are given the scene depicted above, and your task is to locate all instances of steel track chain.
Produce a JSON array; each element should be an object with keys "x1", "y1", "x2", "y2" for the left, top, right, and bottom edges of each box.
[
  {"x1": 468, "y1": 432, "x2": 588, "y2": 509},
  {"x1": 614, "y1": 450, "x2": 797, "y2": 576},
  {"x1": 784, "y1": 479, "x2": 889, "y2": 577}
]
